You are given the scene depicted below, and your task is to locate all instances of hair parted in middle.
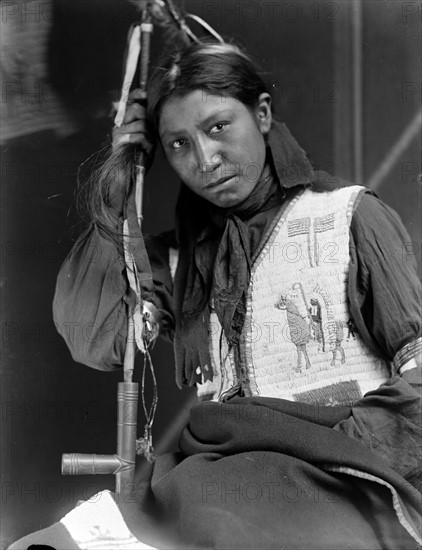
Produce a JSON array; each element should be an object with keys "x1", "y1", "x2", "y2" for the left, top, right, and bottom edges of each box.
[{"x1": 146, "y1": 41, "x2": 271, "y2": 139}]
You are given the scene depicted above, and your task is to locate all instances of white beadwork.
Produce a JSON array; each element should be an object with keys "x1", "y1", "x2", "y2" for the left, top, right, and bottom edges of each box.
[{"x1": 204, "y1": 186, "x2": 391, "y2": 405}]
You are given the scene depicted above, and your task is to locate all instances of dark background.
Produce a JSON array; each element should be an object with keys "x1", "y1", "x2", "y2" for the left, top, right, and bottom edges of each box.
[{"x1": 1, "y1": 0, "x2": 420, "y2": 546}]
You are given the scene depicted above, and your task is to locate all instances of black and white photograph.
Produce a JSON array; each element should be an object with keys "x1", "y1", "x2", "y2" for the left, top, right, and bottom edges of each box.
[{"x1": 1, "y1": 0, "x2": 421, "y2": 548}]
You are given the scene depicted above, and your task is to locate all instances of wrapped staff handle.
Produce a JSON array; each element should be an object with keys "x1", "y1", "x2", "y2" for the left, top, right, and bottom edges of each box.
[
  {"x1": 139, "y1": 14, "x2": 153, "y2": 101},
  {"x1": 133, "y1": 11, "x2": 153, "y2": 224}
]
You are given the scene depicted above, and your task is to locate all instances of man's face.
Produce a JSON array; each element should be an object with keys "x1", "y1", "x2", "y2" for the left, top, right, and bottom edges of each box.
[{"x1": 159, "y1": 90, "x2": 271, "y2": 208}]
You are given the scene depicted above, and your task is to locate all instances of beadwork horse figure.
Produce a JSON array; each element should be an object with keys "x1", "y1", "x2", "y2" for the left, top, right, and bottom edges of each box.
[{"x1": 275, "y1": 295, "x2": 311, "y2": 372}]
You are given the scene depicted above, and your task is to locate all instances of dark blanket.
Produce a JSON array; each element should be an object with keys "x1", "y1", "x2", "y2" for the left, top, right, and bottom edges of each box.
[
  {"x1": 8, "y1": 373, "x2": 421, "y2": 549},
  {"x1": 119, "y1": 373, "x2": 422, "y2": 550}
]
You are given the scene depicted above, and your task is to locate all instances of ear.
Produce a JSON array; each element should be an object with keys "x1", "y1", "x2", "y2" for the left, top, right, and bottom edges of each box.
[{"x1": 255, "y1": 93, "x2": 272, "y2": 134}]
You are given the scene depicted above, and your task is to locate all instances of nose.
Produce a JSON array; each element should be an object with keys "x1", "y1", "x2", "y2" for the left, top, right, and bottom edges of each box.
[{"x1": 194, "y1": 136, "x2": 222, "y2": 174}]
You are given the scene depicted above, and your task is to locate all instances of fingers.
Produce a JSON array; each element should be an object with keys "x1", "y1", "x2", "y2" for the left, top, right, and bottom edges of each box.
[
  {"x1": 113, "y1": 132, "x2": 137, "y2": 146},
  {"x1": 116, "y1": 120, "x2": 146, "y2": 135},
  {"x1": 127, "y1": 88, "x2": 145, "y2": 103},
  {"x1": 113, "y1": 120, "x2": 146, "y2": 146},
  {"x1": 112, "y1": 125, "x2": 153, "y2": 153},
  {"x1": 123, "y1": 102, "x2": 146, "y2": 124},
  {"x1": 112, "y1": 89, "x2": 153, "y2": 151}
]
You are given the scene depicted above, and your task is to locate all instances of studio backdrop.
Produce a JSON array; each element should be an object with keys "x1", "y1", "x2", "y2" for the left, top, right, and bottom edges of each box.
[{"x1": 1, "y1": 0, "x2": 420, "y2": 546}]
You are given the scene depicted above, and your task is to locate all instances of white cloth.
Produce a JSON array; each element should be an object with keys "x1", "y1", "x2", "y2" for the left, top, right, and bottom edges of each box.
[{"x1": 60, "y1": 490, "x2": 156, "y2": 549}]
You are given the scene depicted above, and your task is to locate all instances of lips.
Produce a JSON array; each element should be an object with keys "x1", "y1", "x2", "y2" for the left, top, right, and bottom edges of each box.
[{"x1": 204, "y1": 175, "x2": 236, "y2": 189}]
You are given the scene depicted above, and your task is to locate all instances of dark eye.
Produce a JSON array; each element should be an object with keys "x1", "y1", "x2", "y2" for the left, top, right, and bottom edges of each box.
[
  {"x1": 209, "y1": 122, "x2": 228, "y2": 134},
  {"x1": 170, "y1": 138, "x2": 187, "y2": 150}
]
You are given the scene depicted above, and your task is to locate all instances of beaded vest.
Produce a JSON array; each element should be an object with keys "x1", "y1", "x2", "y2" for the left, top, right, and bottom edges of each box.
[{"x1": 197, "y1": 186, "x2": 391, "y2": 405}]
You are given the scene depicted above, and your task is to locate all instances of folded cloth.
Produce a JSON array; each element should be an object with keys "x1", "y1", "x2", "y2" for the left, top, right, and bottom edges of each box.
[{"x1": 9, "y1": 490, "x2": 156, "y2": 550}]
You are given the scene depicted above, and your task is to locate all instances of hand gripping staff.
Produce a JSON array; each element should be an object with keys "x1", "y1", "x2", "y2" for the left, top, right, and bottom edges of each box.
[{"x1": 61, "y1": 0, "x2": 224, "y2": 500}]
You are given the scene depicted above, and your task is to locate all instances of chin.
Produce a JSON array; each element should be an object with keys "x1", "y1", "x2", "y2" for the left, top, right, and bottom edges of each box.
[
  {"x1": 210, "y1": 196, "x2": 243, "y2": 208},
  {"x1": 208, "y1": 189, "x2": 253, "y2": 209}
]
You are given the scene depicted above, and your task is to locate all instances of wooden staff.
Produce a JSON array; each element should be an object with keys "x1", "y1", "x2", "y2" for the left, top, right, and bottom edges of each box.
[{"x1": 62, "y1": 4, "x2": 154, "y2": 501}]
